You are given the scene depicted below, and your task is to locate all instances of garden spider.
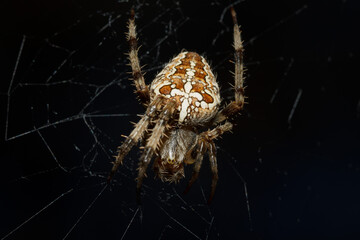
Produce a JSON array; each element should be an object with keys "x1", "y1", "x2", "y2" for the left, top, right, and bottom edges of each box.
[{"x1": 108, "y1": 7, "x2": 245, "y2": 204}]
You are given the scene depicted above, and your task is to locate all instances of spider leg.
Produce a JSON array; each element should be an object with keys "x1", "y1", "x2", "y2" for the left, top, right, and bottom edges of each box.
[
  {"x1": 107, "y1": 96, "x2": 164, "y2": 183},
  {"x1": 213, "y1": 7, "x2": 245, "y2": 124},
  {"x1": 204, "y1": 121, "x2": 233, "y2": 141},
  {"x1": 207, "y1": 141, "x2": 218, "y2": 204},
  {"x1": 184, "y1": 122, "x2": 232, "y2": 202},
  {"x1": 183, "y1": 139, "x2": 207, "y2": 194},
  {"x1": 127, "y1": 9, "x2": 150, "y2": 106},
  {"x1": 136, "y1": 99, "x2": 177, "y2": 203}
]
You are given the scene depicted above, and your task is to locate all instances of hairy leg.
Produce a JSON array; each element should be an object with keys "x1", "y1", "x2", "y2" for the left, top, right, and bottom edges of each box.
[
  {"x1": 184, "y1": 122, "x2": 232, "y2": 203},
  {"x1": 107, "y1": 96, "x2": 164, "y2": 183},
  {"x1": 213, "y1": 7, "x2": 245, "y2": 124},
  {"x1": 127, "y1": 9, "x2": 150, "y2": 105},
  {"x1": 136, "y1": 99, "x2": 177, "y2": 203}
]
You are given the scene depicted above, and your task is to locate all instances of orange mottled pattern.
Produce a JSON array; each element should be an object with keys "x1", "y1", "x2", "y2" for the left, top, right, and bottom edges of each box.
[{"x1": 150, "y1": 52, "x2": 220, "y2": 123}]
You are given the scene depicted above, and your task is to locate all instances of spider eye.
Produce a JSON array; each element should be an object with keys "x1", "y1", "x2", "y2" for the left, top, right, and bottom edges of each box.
[
  {"x1": 153, "y1": 158, "x2": 185, "y2": 183},
  {"x1": 167, "y1": 158, "x2": 176, "y2": 164}
]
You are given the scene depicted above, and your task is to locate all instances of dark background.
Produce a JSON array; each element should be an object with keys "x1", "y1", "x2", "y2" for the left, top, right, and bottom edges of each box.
[{"x1": 1, "y1": 0, "x2": 359, "y2": 239}]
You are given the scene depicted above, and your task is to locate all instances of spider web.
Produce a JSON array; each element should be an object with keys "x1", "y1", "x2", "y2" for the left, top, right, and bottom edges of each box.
[{"x1": 1, "y1": 0, "x2": 359, "y2": 239}]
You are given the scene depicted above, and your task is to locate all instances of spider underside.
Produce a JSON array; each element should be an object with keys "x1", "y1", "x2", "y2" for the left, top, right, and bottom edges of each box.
[{"x1": 108, "y1": 7, "x2": 245, "y2": 204}]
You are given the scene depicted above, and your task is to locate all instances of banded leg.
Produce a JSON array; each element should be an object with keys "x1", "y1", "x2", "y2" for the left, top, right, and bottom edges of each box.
[
  {"x1": 127, "y1": 9, "x2": 150, "y2": 105},
  {"x1": 136, "y1": 100, "x2": 177, "y2": 203},
  {"x1": 214, "y1": 7, "x2": 245, "y2": 124},
  {"x1": 204, "y1": 121, "x2": 233, "y2": 141},
  {"x1": 107, "y1": 96, "x2": 164, "y2": 183}
]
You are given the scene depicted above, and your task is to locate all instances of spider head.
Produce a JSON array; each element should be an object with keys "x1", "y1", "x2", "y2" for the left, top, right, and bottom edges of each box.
[
  {"x1": 153, "y1": 158, "x2": 185, "y2": 183},
  {"x1": 152, "y1": 127, "x2": 197, "y2": 183}
]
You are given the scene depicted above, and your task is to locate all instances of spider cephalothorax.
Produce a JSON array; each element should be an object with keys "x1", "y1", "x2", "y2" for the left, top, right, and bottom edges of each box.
[
  {"x1": 107, "y1": 7, "x2": 245, "y2": 204},
  {"x1": 153, "y1": 127, "x2": 196, "y2": 183}
]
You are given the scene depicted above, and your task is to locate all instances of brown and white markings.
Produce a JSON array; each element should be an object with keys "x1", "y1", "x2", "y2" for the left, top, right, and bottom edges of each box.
[
  {"x1": 151, "y1": 51, "x2": 220, "y2": 124},
  {"x1": 108, "y1": 7, "x2": 245, "y2": 204}
]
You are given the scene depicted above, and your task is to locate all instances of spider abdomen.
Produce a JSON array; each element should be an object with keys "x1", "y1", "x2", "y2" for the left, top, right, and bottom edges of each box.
[{"x1": 150, "y1": 52, "x2": 220, "y2": 124}]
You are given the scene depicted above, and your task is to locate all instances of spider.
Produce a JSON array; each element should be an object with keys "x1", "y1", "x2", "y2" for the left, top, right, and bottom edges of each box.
[{"x1": 107, "y1": 7, "x2": 245, "y2": 204}]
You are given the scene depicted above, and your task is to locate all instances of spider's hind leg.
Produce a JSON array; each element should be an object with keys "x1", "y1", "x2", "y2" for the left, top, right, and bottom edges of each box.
[{"x1": 127, "y1": 9, "x2": 150, "y2": 106}]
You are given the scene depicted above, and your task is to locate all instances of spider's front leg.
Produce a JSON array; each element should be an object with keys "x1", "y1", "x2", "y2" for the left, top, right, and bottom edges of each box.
[
  {"x1": 107, "y1": 96, "x2": 164, "y2": 183},
  {"x1": 136, "y1": 99, "x2": 177, "y2": 203},
  {"x1": 184, "y1": 122, "x2": 233, "y2": 203},
  {"x1": 127, "y1": 9, "x2": 150, "y2": 106},
  {"x1": 213, "y1": 7, "x2": 245, "y2": 124}
]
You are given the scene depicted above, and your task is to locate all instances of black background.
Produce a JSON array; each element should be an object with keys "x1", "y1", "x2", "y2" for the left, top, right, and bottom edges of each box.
[{"x1": 1, "y1": 0, "x2": 359, "y2": 239}]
